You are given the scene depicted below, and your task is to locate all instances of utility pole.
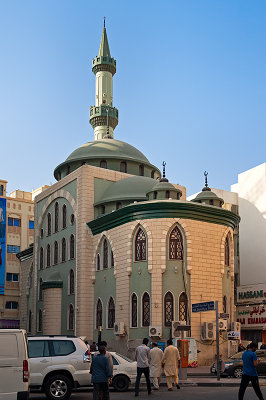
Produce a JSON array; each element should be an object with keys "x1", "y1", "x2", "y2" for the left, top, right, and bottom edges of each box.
[{"x1": 215, "y1": 300, "x2": 220, "y2": 381}]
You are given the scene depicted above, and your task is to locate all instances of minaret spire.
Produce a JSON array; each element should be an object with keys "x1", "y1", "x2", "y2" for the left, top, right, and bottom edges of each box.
[{"x1": 89, "y1": 23, "x2": 119, "y2": 140}]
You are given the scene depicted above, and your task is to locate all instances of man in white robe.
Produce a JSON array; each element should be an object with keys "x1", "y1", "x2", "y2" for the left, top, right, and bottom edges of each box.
[
  {"x1": 149, "y1": 342, "x2": 163, "y2": 390},
  {"x1": 162, "y1": 339, "x2": 181, "y2": 391}
]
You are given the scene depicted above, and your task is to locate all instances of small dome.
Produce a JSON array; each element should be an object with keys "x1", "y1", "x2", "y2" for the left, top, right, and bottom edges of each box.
[
  {"x1": 151, "y1": 181, "x2": 178, "y2": 192},
  {"x1": 191, "y1": 189, "x2": 224, "y2": 206},
  {"x1": 146, "y1": 180, "x2": 182, "y2": 201}
]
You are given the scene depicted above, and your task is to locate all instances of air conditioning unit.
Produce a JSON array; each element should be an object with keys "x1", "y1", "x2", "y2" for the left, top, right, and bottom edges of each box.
[
  {"x1": 231, "y1": 322, "x2": 241, "y2": 332},
  {"x1": 114, "y1": 321, "x2": 125, "y2": 336},
  {"x1": 202, "y1": 322, "x2": 214, "y2": 340},
  {"x1": 218, "y1": 319, "x2": 227, "y2": 331},
  {"x1": 149, "y1": 326, "x2": 162, "y2": 337},
  {"x1": 172, "y1": 321, "x2": 184, "y2": 337}
]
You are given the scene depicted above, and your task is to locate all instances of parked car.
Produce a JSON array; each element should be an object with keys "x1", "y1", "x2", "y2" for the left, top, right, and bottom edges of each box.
[
  {"x1": 210, "y1": 350, "x2": 266, "y2": 378},
  {"x1": 91, "y1": 351, "x2": 137, "y2": 391},
  {"x1": 0, "y1": 329, "x2": 29, "y2": 400},
  {"x1": 28, "y1": 335, "x2": 91, "y2": 400}
]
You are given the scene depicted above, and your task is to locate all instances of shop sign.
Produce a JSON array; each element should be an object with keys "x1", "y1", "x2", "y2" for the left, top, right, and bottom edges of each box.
[
  {"x1": 237, "y1": 284, "x2": 266, "y2": 304},
  {"x1": 236, "y1": 304, "x2": 266, "y2": 328}
]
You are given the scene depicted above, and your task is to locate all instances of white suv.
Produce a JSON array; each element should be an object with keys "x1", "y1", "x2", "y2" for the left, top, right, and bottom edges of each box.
[{"x1": 28, "y1": 336, "x2": 91, "y2": 400}]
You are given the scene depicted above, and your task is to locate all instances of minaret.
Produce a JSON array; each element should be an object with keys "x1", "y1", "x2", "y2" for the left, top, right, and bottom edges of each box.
[{"x1": 90, "y1": 21, "x2": 119, "y2": 140}]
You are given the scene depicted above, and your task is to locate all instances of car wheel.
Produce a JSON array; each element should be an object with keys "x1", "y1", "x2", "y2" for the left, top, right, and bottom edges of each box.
[
  {"x1": 233, "y1": 367, "x2": 243, "y2": 378},
  {"x1": 112, "y1": 375, "x2": 130, "y2": 392},
  {"x1": 44, "y1": 374, "x2": 73, "y2": 400}
]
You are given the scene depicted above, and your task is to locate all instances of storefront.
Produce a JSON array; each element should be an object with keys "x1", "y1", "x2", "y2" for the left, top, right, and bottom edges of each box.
[{"x1": 236, "y1": 284, "x2": 266, "y2": 344}]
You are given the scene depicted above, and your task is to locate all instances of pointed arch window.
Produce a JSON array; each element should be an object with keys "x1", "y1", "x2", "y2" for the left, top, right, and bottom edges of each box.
[
  {"x1": 96, "y1": 299, "x2": 103, "y2": 329},
  {"x1": 46, "y1": 244, "x2": 51, "y2": 267},
  {"x1": 120, "y1": 161, "x2": 127, "y2": 173},
  {"x1": 69, "y1": 269, "x2": 74, "y2": 295},
  {"x1": 68, "y1": 304, "x2": 74, "y2": 330},
  {"x1": 135, "y1": 228, "x2": 147, "y2": 261},
  {"x1": 116, "y1": 202, "x2": 122, "y2": 210},
  {"x1": 166, "y1": 190, "x2": 170, "y2": 199},
  {"x1": 108, "y1": 297, "x2": 115, "y2": 328},
  {"x1": 111, "y1": 250, "x2": 114, "y2": 268},
  {"x1": 164, "y1": 292, "x2": 174, "y2": 327},
  {"x1": 67, "y1": 165, "x2": 71, "y2": 175},
  {"x1": 169, "y1": 226, "x2": 183, "y2": 260},
  {"x1": 100, "y1": 160, "x2": 107, "y2": 169},
  {"x1": 179, "y1": 292, "x2": 188, "y2": 323},
  {"x1": 225, "y1": 235, "x2": 230, "y2": 266},
  {"x1": 139, "y1": 164, "x2": 144, "y2": 176},
  {"x1": 62, "y1": 205, "x2": 67, "y2": 229},
  {"x1": 223, "y1": 295, "x2": 227, "y2": 313},
  {"x1": 103, "y1": 239, "x2": 108, "y2": 269},
  {"x1": 38, "y1": 309, "x2": 43, "y2": 332},
  {"x1": 54, "y1": 241, "x2": 58, "y2": 265},
  {"x1": 70, "y1": 234, "x2": 75, "y2": 259},
  {"x1": 151, "y1": 170, "x2": 155, "y2": 179},
  {"x1": 40, "y1": 247, "x2": 44, "y2": 270},
  {"x1": 131, "y1": 293, "x2": 138, "y2": 328},
  {"x1": 54, "y1": 202, "x2": 59, "y2": 232},
  {"x1": 38, "y1": 278, "x2": 43, "y2": 301},
  {"x1": 142, "y1": 292, "x2": 150, "y2": 327},
  {"x1": 61, "y1": 238, "x2": 66, "y2": 262},
  {"x1": 96, "y1": 254, "x2": 101, "y2": 271},
  {"x1": 47, "y1": 213, "x2": 51, "y2": 236},
  {"x1": 28, "y1": 310, "x2": 32, "y2": 334},
  {"x1": 153, "y1": 191, "x2": 157, "y2": 200}
]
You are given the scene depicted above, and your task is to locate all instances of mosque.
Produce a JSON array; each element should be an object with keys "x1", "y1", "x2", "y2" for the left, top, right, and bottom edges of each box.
[{"x1": 25, "y1": 24, "x2": 240, "y2": 364}]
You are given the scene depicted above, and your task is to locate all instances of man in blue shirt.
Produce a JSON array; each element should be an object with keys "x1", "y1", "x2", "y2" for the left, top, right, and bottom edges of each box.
[
  {"x1": 90, "y1": 345, "x2": 112, "y2": 400},
  {"x1": 238, "y1": 342, "x2": 264, "y2": 400}
]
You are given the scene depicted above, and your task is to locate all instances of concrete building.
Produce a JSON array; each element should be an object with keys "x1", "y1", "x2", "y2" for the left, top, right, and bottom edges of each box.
[{"x1": 23, "y1": 25, "x2": 240, "y2": 365}]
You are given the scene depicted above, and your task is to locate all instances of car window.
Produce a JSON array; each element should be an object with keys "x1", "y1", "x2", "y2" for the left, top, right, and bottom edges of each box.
[
  {"x1": 230, "y1": 352, "x2": 243, "y2": 360},
  {"x1": 28, "y1": 340, "x2": 49, "y2": 358},
  {"x1": 112, "y1": 356, "x2": 119, "y2": 365},
  {"x1": 52, "y1": 340, "x2": 75, "y2": 356},
  {"x1": 116, "y1": 353, "x2": 134, "y2": 363}
]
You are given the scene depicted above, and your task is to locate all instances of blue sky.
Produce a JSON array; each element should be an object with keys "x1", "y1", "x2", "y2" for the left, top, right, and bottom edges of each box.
[{"x1": 0, "y1": 0, "x2": 265, "y2": 195}]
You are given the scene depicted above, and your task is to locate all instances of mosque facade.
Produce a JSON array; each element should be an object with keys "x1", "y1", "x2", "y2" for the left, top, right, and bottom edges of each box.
[{"x1": 26, "y1": 25, "x2": 240, "y2": 365}]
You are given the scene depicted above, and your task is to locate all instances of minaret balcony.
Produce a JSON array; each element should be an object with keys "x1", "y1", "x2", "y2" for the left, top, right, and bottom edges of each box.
[
  {"x1": 92, "y1": 56, "x2": 116, "y2": 75},
  {"x1": 89, "y1": 105, "x2": 118, "y2": 130}
]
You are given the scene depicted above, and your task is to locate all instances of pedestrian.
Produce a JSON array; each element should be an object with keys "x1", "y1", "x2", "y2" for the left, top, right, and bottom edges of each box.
[
  {"x1": 238, "y1": 342, "x2": 264, "y2": 400},
  {"x1": 134, "y1": 338, "x2": 152, "y2": 397},
  {"x1": 90, "y1": 341, "x2": 98, "y2": 352},
  {"x1": 162, "y1": 339, "x2": 181, "y2": 391},
  {"x1": 238, "y1": 343, "x2": 246, "y2": 352},
  {"x1": 85, "y1": 340, "x2": 90, "y2": 350},
  {"x1": 90, "y1": 345, "x2": 112, "y2": 400},
  {"x1": 96, "y1": 341, "x2": 113, "y2": 377},
  {"x1": 149, "y1": 342, "x2": 163, "y2": 390}
]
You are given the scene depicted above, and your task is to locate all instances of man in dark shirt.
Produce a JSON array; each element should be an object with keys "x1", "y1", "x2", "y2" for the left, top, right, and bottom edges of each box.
[
  {"x1": 238, "y1": 342, "x2": 264, "y2": 400},
  {"x1": 90, "y1": 345, "x2": 112, "y2": 400}
]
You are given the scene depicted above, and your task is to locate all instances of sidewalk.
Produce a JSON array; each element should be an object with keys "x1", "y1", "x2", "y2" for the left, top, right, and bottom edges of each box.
[{"x1": 158, "y1": 375, "x2": 266, "y2": 387}]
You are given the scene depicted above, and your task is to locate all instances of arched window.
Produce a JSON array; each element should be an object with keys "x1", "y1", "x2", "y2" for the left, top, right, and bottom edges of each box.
[
  {"x1": 111, "y1": 250, "x2": 114, "y2": 267},
  {"x1": 61, "y1": 238, "x2": 66, "y2": 262},
  {"x1": 38, "y1": 278, "x2": 43, "y2": 301},
  {"x1": 38, "y1": 309, "x2": 43, "y2": 332},
  {"x1": 103, "y1": 239, "x2": 108, "y2": 269},
  {"x1": 68, "y1": 304, "x2": 74, "y2": 330},
  {"x1": 169, "y1": 226, "x2": 183, "y2": 260},
  {"x1": 54, "y1": 202, "x2": 59, "y2": 232},
  {"x1": 96, "y1": 254, "x2": 101, "y2": 271},
  {"x1": 70, "y1": 234, "x2": 75, "y2": 259},
  {"x1": 47, "y1": 213, "x2": 51, "y2": 236},
  {"x1": 62, "y1": 205, "x2": 67, "y2": 229},
  {"x1": 179, "y1": 292, "x2": 188, "y2": 323},
  {"x1": 116, "y1": 202, "x2": 122, "y2": 210},
  {"x1": 108, "y1": 297, "x2": 115, "y2": 328},
  {"x1": 40, "y1": 247, "x2": 44, "y2": 270},
  {"x1": 96, "y1": 299, "x2": 103, "y2": 329},
  {"x1": 67, "y1": 165, "x2": 71, "y2": 175},
  {"x1": 139, "y1": 164, "x2": 144, "y2": 176},
  {"x1": 101, "y1": 205, "x2": 105, "y2": 215},
  {"x1": 166, "y1": 190, "x2": 170, "y2": 199},
  {"x1": 54, "y1": 241, "x2": 58, "y2": 265},
  {"x1": 46, "y1": 244, "x2": 51, "y2": 267},
  {"x1": 100, "y1": 160, "x2": 107, "y2": 169},
  {"x1": 142, "y1": 292, "x2": 150, "y2": 327},
  {"x1": 135, "y1": 228, "x2": 147, "y2": 261},
  {"x1": 223, "y1": 295, "x2": 227, "y2": 313},
  {"x1": 69, "y1": 270, "x2": 74, "y2": 295},
  {"x1": 28, "y1": 310, "x2": 32, "y2": 334},
  {"x1": 131, "y1": 293, "x2": 138, "y2": 328},
  {"x1": 151, "y1": 170, "x2": 155, "y2": 179},
  {"x1": 164, "y1": 292, "x2": 174, "y2": 327},
  {"x1": 153, "y1": 191, "x2": 157, "y2": 200},
  {"x1": 225, "y1": 235, "x2": 230, "y2": 266},
  {"x1": 120, "y1": 161, "x2": 127, "y2": 173},
  {"x1": 70, "y1": 214, "x2": 75, "y2": 225}
]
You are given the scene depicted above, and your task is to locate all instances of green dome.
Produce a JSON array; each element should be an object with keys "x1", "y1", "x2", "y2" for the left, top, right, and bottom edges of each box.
[
  {"x1": 94, "y1": 176, "x2": 156, "y2": 205},
  {"x1": 191, "y1": 188, "x2": 224, "y2": 206},
  {"x1": 151, "y1": 181, "x2": 178, "y2": 191}
]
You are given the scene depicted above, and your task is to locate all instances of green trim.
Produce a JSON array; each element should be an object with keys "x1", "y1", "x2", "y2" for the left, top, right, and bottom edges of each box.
[
  {"x1": 87, "y1": 201, "x2": 240, "y2": 235},
  {"x1": 41, "y1": 281, "x2": 63, "y2": 290}
]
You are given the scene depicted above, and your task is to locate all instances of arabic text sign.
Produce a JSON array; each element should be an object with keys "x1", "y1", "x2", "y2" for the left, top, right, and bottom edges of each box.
[
  {"x1": 237, "y1": 284, "x2": 266, "y2": 304},
  {"x1": 227, "y1": 331, "x2": 241, "y2": 339},
  {"x1": 192, "y1": 301, "x2": 215, "y2": 313},
  {"x1": 236, "y1": 304, "x2": 266, "y2": 328}
]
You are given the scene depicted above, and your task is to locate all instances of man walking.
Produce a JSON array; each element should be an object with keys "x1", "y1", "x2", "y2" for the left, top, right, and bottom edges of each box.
[
  {"x1": 90, "y1": 345, "x2": 112, "y2": 400},
  {"x1": 238, "y1": 342, "x2": 264, "y2": 400},
  {"x1": 135, "y1": 338, "x2": 152, "y2": 396},
  {"x1": 162, "y1": 339, "x2": 180, "y2": 391},
  {"x1": 149, "y1": 342, "x2": 163, "y2": 390}
]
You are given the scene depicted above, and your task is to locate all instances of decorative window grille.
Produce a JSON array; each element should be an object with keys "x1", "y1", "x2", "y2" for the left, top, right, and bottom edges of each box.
[
  {"x1": 120, "y1": 161, "x2": 127, "y2": 173},
  {"x1": 179, "y1": 292, "x2": 188, "y2": 323},
  {"x1": 70, "y1": 235, "x2": 75, "y2": 259},
  {"x1": 54, "y1": 202, "x2": 59, "y2": 232},
  {"x1": 164, "y1": 292, "x2": 173, "y2": 327},
  {"x1": 142, "y1": 292, "x2": 150, "y2": 327},
  {"x1": 96, "y1": 299, "x2": 103, "y2": 329},
  {"x1": 62, "y1": 205, "x2": 67, "y2": 229},
  {"x1": 68, "y1": 304, "x2": 74, "y2": 330},
  {"x1": 225, "y1": 235, "x2": 230, "y2": 266},
  {"x1": 69, "y1": 270, "x2": 74, "y2": 295},
  {"x1": 62, "y1": 238, "x2": 66, "y2": 262},
  {"x1": 169, "y1": 226, "x2": 183, "y2": 260},
  {"x1": 96, "y1": 254, "x2": 100, "y2": 271},
  {"x1": 103, "y1": 239, "x2": 108, "y2": 269},
  {"x1": 108, "y1": 297, "x2": 115, "y2": 328},
  {"x1": 40, "y1": 247, "x2": 44, "y2": 269},
  {"x1": 46, "y1": 244, "x2": 51, "y2": 267},
  {"x1": 54, "y1": 241, "x2": 58, "y2": 265},
  {"x1": 111, "y1": 251, "x2": 114, "y2": 267},
  {"x1": 131, "y1": 294, "x2": 138, "y2": 327},
  {"x1": 47, "y1": 213, "x2": 51, "y2": 236},
  {"x1": 135, "y1": 228, "x2": 146, "y2": 261},
  {"x1": 38, "y1": 309, "x2": 43, "y2": 332}
]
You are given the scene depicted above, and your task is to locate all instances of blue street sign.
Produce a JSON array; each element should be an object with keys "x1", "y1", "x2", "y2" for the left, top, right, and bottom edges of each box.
[{"x1": 192, "y1": 301, "x2": 215, "y2": 313}]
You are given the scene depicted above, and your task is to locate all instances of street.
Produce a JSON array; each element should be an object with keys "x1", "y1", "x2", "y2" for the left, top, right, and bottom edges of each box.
[{"x1": 29, "y1": 386, "x2": 266, "y2": 400}]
